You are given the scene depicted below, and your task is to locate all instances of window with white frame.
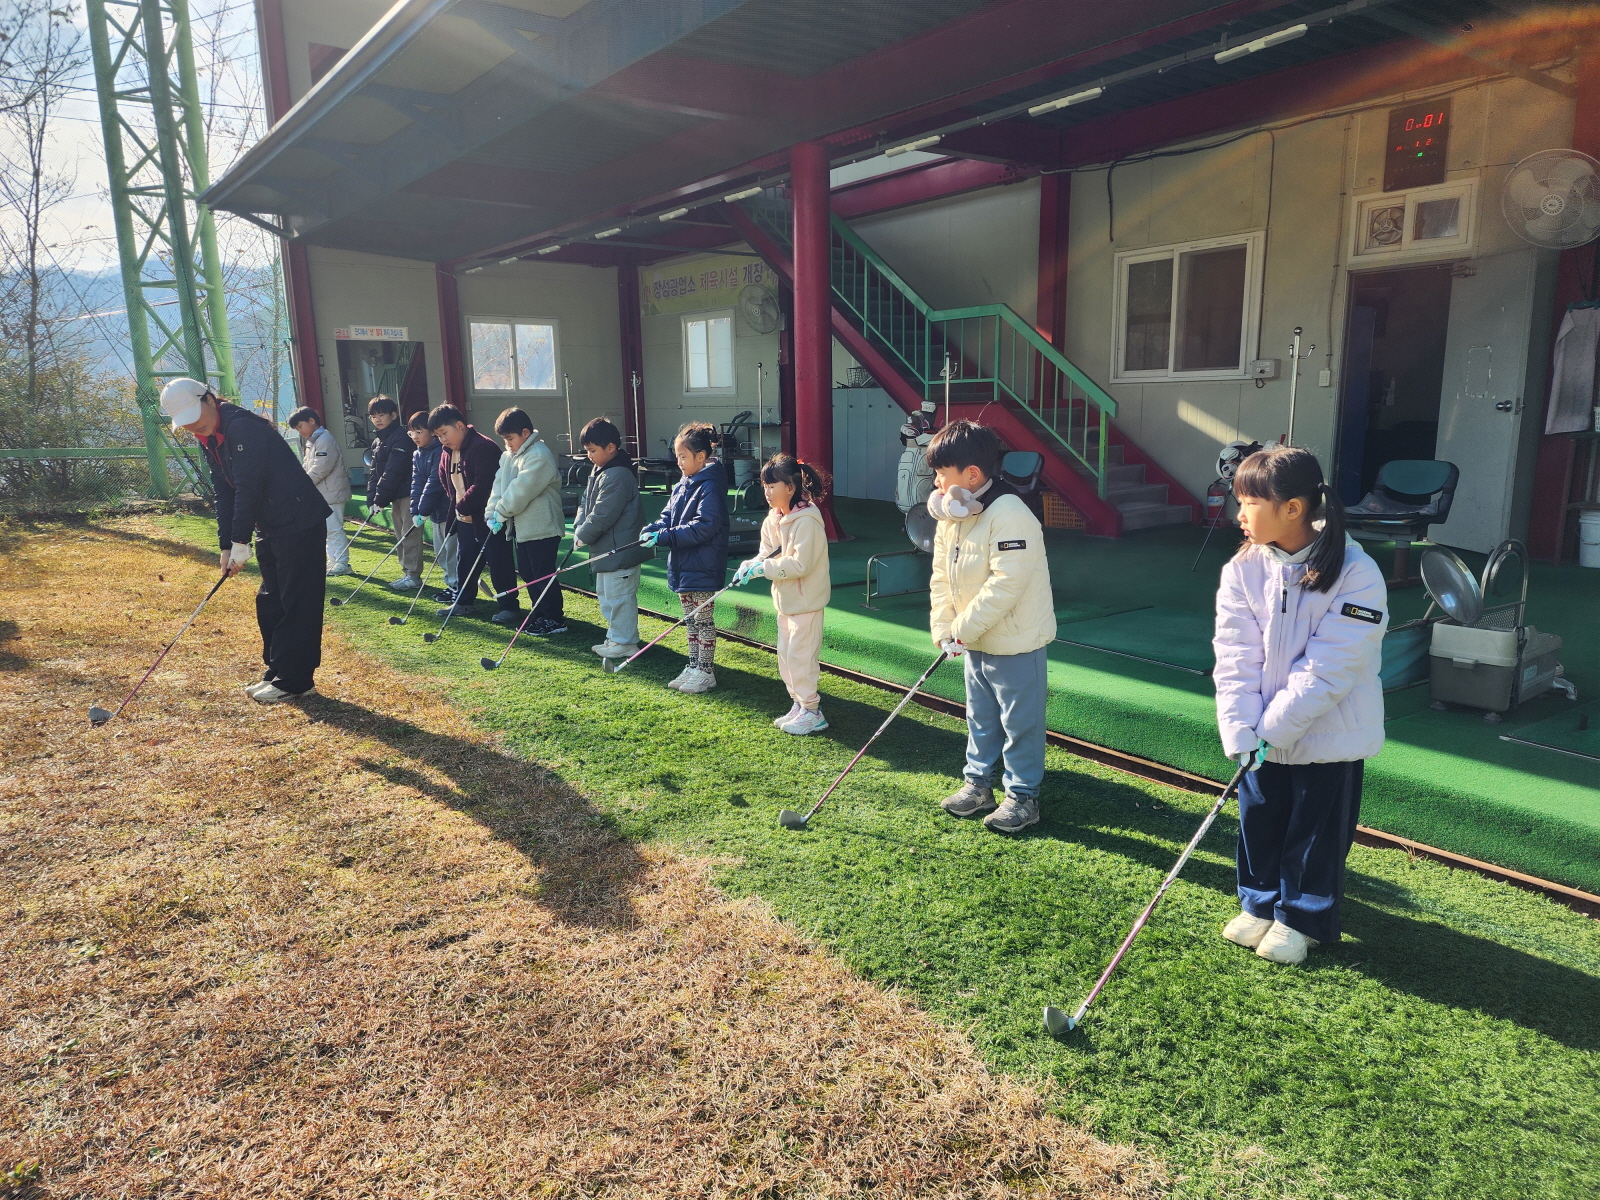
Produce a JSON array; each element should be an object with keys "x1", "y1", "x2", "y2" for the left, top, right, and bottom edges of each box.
[
  {"x1": 1349, "y1": 179, "x2": 1477, "y2": 263},
  {"x1": 468, "y1": 318, "x2": 560, "y2": 393},
  {"x1": 1112, "y1": 233, "x2": 1264, "y2": 382},
  {"x1": 682, "y1": 310, "x2": 735, "y2": 392}
]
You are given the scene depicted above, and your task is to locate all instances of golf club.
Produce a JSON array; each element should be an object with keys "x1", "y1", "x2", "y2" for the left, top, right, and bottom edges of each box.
[
  {"x1": 1042, "y1": 757, "x2": 1254, "y2": 1037},
  {"x1": 422, "y1": 534, "x2": 491, "y2": 643},
  {"x1": 88, "y1": 572, "x2": 229, "y2": 726},
  {"x1": 777, "y1": 649, "x2": 949, "y2": 830},
  {"x1": 389, "y1": 537, "x2": 443, "y2": 625},
  {"x1": 603, "y1": 547, "x2": 779, "y2": 674},
  {"x1": 328, "y1": 522, "x2": 420, "y2": 607},
  {"x1": 478, "y1": 539, "x2": 641, "y2": 607},
  {"x1": 480, "y1": 546, "x2": 574, "y2": 670}
]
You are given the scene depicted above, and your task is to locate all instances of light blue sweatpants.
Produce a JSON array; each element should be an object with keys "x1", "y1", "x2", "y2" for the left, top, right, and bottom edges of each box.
[{"x1": 963, "y1": 646, "x2": 1048, "y2": 802}]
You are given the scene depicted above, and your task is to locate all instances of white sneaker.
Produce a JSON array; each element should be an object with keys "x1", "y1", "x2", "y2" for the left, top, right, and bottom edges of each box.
[
  {"x1": 1222, "y1": 911, "x2": 1275, "y2": 950},
  {"x1": 780, "y1": 707, "x2": 828, "y2": 736},
  {"x1": 773, "y1": 702, "x2": 802, "y2": 728},
  {"x1": 326, "y1": 565, "x2": 352, "y2": 577},
  {"x1": 677, "y1": 667, "x2": 717, "y2": 694},
  {"x1": 389, "y1": 575, "x2": 422, "y2": 591},
  {"x1": 666, "y1": 665, "x2": 696, "y2": 690},
  {"x1": 244, "y1": 680, "x2": 273, "y2": 697},
  {"x1": 250, "y1": 683, "x2": 314, "y2": 705},
  {"x1": 591, "y1": 640, "x2": 639, "y2": 659},
  {"x1": 1255, "y1": 920, "x2": 1317, "y2": 965}
]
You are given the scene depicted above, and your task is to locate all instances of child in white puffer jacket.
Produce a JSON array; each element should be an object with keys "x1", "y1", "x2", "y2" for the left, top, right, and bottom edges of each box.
[{"x1": 1213, "y1": 445, "x2": 1388, "y2": 966}]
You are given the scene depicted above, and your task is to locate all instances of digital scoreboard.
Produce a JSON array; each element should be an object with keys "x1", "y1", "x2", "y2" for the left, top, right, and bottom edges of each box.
[{"x1": 1384, "y1": 99, "x2": 1451, "y2": 192}]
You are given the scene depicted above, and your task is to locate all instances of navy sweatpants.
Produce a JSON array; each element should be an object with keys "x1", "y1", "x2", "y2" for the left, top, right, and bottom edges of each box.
[{"x1": 1236, "y1": 759, "x2": 1363, "y2": 944}]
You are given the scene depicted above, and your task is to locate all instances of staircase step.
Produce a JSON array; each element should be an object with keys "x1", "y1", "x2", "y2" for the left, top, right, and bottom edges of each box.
[
  {"x1": 1117, "y1": 502, "x2": 1195, "y2": 532},
  {"x1": 1105, "y1": 481, "x2": 1171, "y2": 507}
]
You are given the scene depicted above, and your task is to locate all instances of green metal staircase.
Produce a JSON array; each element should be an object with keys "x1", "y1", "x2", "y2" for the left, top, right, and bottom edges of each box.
[{"x1": 730, "y1": 189, "x2": 1199, "y2": 536}]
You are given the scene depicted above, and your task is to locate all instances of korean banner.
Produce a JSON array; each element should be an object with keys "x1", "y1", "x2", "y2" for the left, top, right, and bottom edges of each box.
[{"x1": 639, "y1": 254, "x2": 778, "y2": 318}]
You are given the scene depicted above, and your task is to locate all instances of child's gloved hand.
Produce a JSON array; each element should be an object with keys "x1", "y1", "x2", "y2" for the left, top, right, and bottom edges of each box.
[
  {"x1": 939, "y1": 637, "x2": 965, "y2": 658},
  {"x1": 1237, "y1": 739, "x2": 1270, "y2": 770},
  {"x1": 486, "y1": 515, "x2": 505, "y2": 535},
  {"x1": 639, "y1": 530, "x2": 660, "y2": 548},
  {"x1": 732, "y1": 558, "x2": 764, "y2": 586}
]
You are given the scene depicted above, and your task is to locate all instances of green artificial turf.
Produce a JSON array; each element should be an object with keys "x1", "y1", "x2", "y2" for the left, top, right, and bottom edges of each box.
[{"x1": 164, "y1": 513, "x2": 1600, "y2": 1200}]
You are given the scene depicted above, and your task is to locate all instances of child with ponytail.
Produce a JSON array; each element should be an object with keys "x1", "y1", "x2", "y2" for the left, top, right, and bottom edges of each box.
[
  {"x1": 639, "y1": 422, "x2": 729, "y2": 694},
  {"x1": 732, "y1": 455, "x2": 832, "y2": 735},
  {"x1": 1212, "y1": 445, "x2": 1388, "y2": 965}
]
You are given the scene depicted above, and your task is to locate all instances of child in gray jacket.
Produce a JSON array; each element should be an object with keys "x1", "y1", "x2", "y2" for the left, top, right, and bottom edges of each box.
[{"x1": 575, "y1": 418, "x2": 650, "y2": 658}]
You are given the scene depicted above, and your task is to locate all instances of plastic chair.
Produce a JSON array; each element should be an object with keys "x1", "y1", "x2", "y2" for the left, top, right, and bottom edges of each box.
[
  {"x1": 1000, "y1": 450, "x2": 1045, "y2": 519},
  {"x1": 1345, "y1": 459, "x2": 1459, "y2": 587}
]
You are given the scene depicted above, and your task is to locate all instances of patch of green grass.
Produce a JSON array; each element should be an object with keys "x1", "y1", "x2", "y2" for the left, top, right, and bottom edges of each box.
[{"x1": 167, "y1": 515, "x2": 1600, "y2": 1200}]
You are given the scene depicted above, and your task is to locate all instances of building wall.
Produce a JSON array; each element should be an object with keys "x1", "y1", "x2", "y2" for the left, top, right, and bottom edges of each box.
[{"x1": 275, "y1": 0, "x2": 389, "y2": 106}]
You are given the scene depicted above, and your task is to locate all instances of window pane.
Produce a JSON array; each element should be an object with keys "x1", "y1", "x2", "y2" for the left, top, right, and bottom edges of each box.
[
  {"x1": 1413, "y1": 197, "x2": 1460, "y2": 241},
  {"x1": 1174, "y1": 245, "x2": 1247, "y2": 372},
  {"x1": 708, "y1": 316, "x2": 733, "y2": 389},
  {"x1": 1123, "y1": 258, "x2": 1173, "y2": 372},
  {"x1": 514, "y1": 323, "x2": 556, "y2": 391},
  {"x1": 470, "y1": 322, "x2": 513, "y2": 390},
  {"x1": 686, "y1": 319, "x2": 709, "y2": 390}
]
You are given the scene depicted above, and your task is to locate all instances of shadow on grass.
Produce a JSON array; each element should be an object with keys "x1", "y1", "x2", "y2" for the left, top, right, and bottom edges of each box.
[{"x1": 301, "y1": 693, "x2": 650, "y2": 932}]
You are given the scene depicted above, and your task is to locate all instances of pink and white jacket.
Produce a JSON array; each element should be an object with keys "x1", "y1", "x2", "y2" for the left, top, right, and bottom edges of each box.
[{"x1": 1213, "y1": 535, "x2": 1389, "y2": 765}]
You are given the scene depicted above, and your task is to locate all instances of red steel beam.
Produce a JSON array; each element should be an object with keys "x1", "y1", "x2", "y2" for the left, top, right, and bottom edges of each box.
[{"x1": 832, "y1": 157, "x2": 1035, "y2": 220}]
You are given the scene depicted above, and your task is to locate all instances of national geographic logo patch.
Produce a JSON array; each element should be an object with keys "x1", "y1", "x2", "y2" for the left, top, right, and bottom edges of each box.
[
  {"x1": 997, "y1": 539, "x2": 1026, "y2": 551},
  {"x1": 1341, "y1": 602, "x2": 1383, "y2": 624}
]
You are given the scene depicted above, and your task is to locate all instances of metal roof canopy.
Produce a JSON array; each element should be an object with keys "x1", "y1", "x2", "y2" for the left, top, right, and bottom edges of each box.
[{"x1": 205, "y1": 0, "x2": 1580, "y2": 265}]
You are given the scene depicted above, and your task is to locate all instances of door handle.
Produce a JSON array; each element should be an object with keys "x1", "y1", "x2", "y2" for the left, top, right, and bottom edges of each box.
[{"x1": 1494, "y1": 401, "x2": 1514, "y2": 412}]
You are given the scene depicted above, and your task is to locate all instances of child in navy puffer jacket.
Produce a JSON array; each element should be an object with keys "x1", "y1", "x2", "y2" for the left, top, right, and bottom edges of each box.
[
  {"x1": 1212, "y1": 446, "x2": 1387, "y2": 966},
  {"x1": 639, "y1": 422, "x2": 729, "y2": 694}
]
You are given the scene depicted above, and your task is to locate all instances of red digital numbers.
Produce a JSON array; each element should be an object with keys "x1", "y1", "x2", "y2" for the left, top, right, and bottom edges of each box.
[{"x1": 1403, "y1": 111, "x2": 1445, "y2": 133}]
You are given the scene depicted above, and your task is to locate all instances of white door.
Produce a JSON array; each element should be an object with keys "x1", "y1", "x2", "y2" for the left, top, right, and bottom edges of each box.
[{"x1": 1432, "y1": 248, "x2": 1541, "y2": 554}]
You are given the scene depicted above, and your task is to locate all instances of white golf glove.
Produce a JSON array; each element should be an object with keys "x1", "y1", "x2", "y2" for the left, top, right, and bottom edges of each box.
[
  {"x1": 940, "y1": 637, "x2": 965, "y2": 658},
  {"x1": 227, "y1": 542, "x2": 251, "y2": 569}
]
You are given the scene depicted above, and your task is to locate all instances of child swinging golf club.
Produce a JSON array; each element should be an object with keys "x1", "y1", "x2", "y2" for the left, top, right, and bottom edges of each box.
[
  {"x1": 926, "y1": 421, "x2": 1056, "y2": 834},
  {"x1": 1214, "y1": 445, "x2": 1387, "y2": 965},
  {"x1": 637, "y1": 422, "x2": 729, "y2": 694},
  {"x1": 731, "y1": 454, "x2": 832, "y2": 735}
]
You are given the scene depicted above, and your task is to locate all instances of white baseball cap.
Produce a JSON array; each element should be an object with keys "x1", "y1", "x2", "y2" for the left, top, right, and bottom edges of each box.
[{"x1": 159, "y1": 377, "x2": 212, "y2": 430}]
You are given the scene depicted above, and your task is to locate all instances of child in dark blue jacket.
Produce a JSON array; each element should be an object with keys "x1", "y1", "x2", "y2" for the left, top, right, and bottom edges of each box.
[
  {"x1": 407, "y1": 411, "x2": 457, "y2": 597},
  {"x1": 640, "y1": 422, "x2": 729, "y2": 694}
]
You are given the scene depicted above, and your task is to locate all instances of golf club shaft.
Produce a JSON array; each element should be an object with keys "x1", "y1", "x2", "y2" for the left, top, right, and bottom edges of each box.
[
  {"x1": 484, "y1": 539, "x2": 640, "y2": 602},
  {"x1": 1190, "y1": 516, "x2": 1219, "y2": 572},
  {"x1": 491, "y1": 546, "x2": 574, "y2": 666},
  {"x1": 798, "y1": 650, "x2": 948, "y2": 823},
  {"x1": 337, "y1": 522, "x2": 421, "y2": 603},
  {"x1": 396, "y1": 537, "x2": 443, "y2": 623},
  {"x1": 1063, "y1": 759, "x2": 1252, "y2": 1027},
  {"x1": 428, "y1": 532, "x2": 491, "y2": 639},
  {"x1": 105, "y1": 573, "x2": 228, "y2": 722},
  {"x1": 610, "y1": 547, "x2": 778, "y2": 673}
]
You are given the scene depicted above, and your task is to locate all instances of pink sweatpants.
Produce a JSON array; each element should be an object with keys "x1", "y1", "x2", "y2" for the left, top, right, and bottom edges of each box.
[{"x1": 776, "y1": 609, "x2": 824, "y2": 710}]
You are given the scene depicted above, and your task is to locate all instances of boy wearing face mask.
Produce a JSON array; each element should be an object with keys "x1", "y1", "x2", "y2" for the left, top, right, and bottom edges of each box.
[{"x1": 926, "y1": 421, "x2": 1055, "y2": 834}]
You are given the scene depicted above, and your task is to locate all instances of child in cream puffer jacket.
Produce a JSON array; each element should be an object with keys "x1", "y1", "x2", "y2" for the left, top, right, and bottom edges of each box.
[
  {"x1": 926, "y1": 422, "x2": 1056, "y2": 834},
  {"x1": 732, "y1": 455, "x2": 832, "y2": 736}
]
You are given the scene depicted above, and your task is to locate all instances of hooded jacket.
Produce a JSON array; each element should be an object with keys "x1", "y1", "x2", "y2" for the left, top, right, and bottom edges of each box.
[
  {"x1": 929, "y1": 478, "x2": 1055, "y2": 655},
  {"x1": 486, "y1": 432, "x2": 564, "y2": 543},
  {"x1": 410, "y1": 439, "x2": 448, "y2": 522},
  {"x1": 575, "y1": 455, "x2": 650, "y2": 572},
  {"x1": 641, "y1": 460, "x2": 729, "y2": 592},
  {"x1": 300, "y1": 424, "x2": 351, "y2": 507},
  {"x1": 366, "y1": 421, "x2": 414, "y2": 509},
  {"x1": 757, "y1": 503, "x2": 830, "y2": 616},
  {"x1": 199, "y1": 402, "x2": 332, "y2": 550},
  {"x1": 437, "y1": 424, "x2": 503, "y2": 527},
  {"x1": 1213, "y1": 536, "x2": 1388, "y2": 765}
]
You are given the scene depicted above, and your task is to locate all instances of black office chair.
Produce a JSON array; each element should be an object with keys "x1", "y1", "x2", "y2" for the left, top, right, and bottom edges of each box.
[
  {"x1": 1345, "y1": 459, "x2": 1460, "y2": 587},
  {"x1": 1000, "y1": 450, "x2": 1045, "y2": 521}
]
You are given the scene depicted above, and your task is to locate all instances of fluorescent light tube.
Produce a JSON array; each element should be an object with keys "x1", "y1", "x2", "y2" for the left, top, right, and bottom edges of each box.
[
  {"x1": 1214, "y1": 24, "x2": 1307, "y2": 65},
  {"x1": 498, "y1": 256, "x2": 518, "y2": 265},
  {"x1": 535, "y1": 244, "x2": 562, "y2": 255},
  {"x1": 885, "y1": 135, "x2": 941, "y2": 157},
  {"x1": 594, "y1": 227, "x2": 621, "y2": 239},
  {"x1": 658, "y1": 207, "x2": 690, "y2": 221},
  {"x1": 723, "y1": 186, "x2": 762, "y2": 202},
  {"x1": 1027, "y1": 86, "x2": 1104, "y2": 117}
]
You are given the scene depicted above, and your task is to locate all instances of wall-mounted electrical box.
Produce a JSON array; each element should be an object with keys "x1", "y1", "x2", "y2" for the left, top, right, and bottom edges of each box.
[{"x1": 1249, "y1": 358, "x2": 1280, "y2": 380}]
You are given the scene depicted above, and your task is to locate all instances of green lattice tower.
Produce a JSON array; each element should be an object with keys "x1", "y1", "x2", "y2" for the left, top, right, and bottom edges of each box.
[{"x1": 86, "y1": 0, "x2": 236, "y2": 498}]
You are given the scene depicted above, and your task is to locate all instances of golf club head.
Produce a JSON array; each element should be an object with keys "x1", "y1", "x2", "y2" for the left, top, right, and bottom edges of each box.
[
  {"x1": 480, "y1": 657, "x2": 498, "y2": 671},
  {"x1": 601, "y1": 657, "x2": 622, "y2": 673},
  {"x1": 388, "y1": 616, "x2": 406, "y2": 625},
  {"x1": 422, "y1": 632, "x2": 441, "y2": 643},
  {"x1": 87, "y1": 705, "x2": 112, "y2": 726},
  {"x1": 329, "y1": 597, "x2": 346, "y2": 607},
  {"x1": 1042, "y1": 1006, "x2": 1076, "y2": 1037},
  {"x1": 776, "y1": 809, "x2": 808, "y2": 830}
]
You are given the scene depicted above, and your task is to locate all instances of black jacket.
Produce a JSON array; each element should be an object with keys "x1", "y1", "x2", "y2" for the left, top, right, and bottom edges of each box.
[
  {"x1": 200, "y1": 402, "x2": 332, "y2": 550},
  {"x1": 367, "y1": 421, "x2": 414, "y2": 509},
  {"x1": 438, "y1": 425, "x2": 503, "y2": 526}
]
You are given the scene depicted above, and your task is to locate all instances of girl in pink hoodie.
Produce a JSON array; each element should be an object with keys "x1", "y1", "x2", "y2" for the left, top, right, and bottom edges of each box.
[{"x1": 1212, "y1": 446, "x2": 1388, "y2": 965}]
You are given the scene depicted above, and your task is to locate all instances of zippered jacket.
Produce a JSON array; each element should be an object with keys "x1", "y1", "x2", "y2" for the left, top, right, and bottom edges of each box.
[
  {"x1": 575, "y1": 458, "x2": 650, "y2": 572},
  {"x1": 486, "y1": 432, "x2": 563, "y2": 542},
  {"x1": 300, "y1": 425, "x2": 351, "y2": 507},
  {"x1": 1213, "y1": 536, "x2": 1388, "y2": 764},
  {"x1": 929, "y1": 484, "x2": 1055, "y2": 655},
  {"x1": 201, "y1": 402, "x2": 332, "y2": 550},
  {"x1": 437, "y1": 425, "x2": 503, "y2": 527},
  {"x1": 410, "y1": 440, "x2": 448, "y2": 522},
  {"x1": 366, "y1": 422, "x2": 413, "y2": 509},
  {"x1": 757, "y1": 503, "x2": 830, "y2": 615},
  {"x1": 642, "y1": 460, "x2": 729, "y2": 592}
]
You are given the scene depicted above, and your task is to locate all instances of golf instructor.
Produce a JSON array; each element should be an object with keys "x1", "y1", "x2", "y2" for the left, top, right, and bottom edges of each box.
[{"x1": 159, "y1": 378, "x2": 332, "y2": 704}]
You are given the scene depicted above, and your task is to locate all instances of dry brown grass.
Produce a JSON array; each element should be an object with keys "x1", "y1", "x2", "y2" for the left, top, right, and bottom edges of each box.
[{"x1": 0, "y1": 517, "x2": 1164, "y2": 1199}]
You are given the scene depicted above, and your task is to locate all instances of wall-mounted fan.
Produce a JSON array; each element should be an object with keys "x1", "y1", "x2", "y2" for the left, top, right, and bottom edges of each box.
[
  {"x1": 738, "y1": 283, "x2": 780, "y2": 334},
  {"x1": 1502, "y1": 149, "x2": 1600, "y2": 249}
]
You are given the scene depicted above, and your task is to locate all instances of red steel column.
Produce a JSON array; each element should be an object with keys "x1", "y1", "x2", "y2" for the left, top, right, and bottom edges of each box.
[
  {"x1": 435, "y1": 266, "x2": 467, "y2": 412},
  {"x1": 790, "y1": 140, "x2": 844, "y2": 539},
  {"x1": 616, "y1": 263, "x2": 646, "y2": 455},
  {"x1": 1036, "y1": 172, "x2": 1070, "y2": 347}
]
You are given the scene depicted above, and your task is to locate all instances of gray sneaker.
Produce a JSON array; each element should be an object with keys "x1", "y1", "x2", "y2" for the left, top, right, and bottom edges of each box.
[
  {"x1": 982, "y1": 794, "x2": 1040, "y2": 833},
  {"x1": 940, "y1": 781, "x2": 997, "y2": 817}
]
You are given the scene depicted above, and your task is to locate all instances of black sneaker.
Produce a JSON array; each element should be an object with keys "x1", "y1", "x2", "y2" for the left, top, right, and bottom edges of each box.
[
  {"x1": 491, "y1": 609, "x2": 521, "y2": 627},
  {"x1": 435, "y1": 601, "x2": 477, "y2": 618},
  {"x1": 528, "y1": 617, "x2": 568, "y2": 637},
  {"x1": 431, "y1": 586, "x2": 457, "y2": 603}
]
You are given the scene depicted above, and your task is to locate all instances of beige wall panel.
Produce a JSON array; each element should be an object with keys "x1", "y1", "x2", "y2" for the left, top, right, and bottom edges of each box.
[{"x1": 278, "y1": 0, "x2": 390, "y2": 104}]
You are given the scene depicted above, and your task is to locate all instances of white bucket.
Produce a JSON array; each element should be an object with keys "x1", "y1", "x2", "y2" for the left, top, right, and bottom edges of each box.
[{"x1": 1579, "y1": 509, "x2": 1600, "y2": 569}]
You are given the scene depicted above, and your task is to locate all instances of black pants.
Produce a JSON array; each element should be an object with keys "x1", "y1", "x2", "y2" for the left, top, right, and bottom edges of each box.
[
  {"x1": 1236, "y1": 759, "x2": 1363, "y2": 944},
  {"x1": 512, "y1": 535, "x2": 565, "y2": 622},
  {"x1": 255, "y1": 524, "x2": 325, "y2": 694},
  {"x1": 454, "y1": 520, "x2": 516, "y2": 610}
]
